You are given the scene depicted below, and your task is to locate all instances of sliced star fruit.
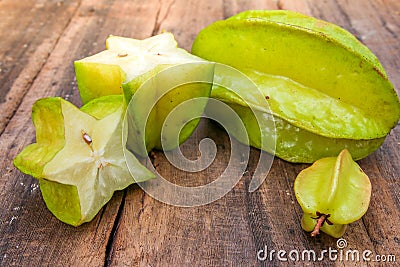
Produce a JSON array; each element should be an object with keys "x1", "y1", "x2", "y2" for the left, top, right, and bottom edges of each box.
[
  {"x1": 294, "y1": 149, "x2": 371, "y2": 238},
  {"x1": 13, "y1": 95, "x2": 155, "y2": 226},
  {"x1": 75, "y1": 32, "x2": 214, "y2": 156},
  {"x1": 192, "y1": 10, "x2": 400, "y2": 162},
  {"x1": 123, "y1": 62, "x2": 213, "y2": 156}
]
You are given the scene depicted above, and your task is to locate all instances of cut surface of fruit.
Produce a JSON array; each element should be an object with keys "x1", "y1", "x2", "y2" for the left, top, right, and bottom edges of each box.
[
  {"x1": 14, "y1": 96, "x2": 154, "y2": 226},
  {"x1": 75, "y1": 32, "x2": 211, "y2": 103},
  {"x1": 75, "y1": 33, "x2": 214, "y2": 155}
]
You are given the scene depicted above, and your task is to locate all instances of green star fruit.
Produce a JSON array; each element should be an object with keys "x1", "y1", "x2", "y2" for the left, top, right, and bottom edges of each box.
[
  {"x1": 13, "y1": 95, "x2": 155, "y2": 226},
  {"x1": 75, "y1": 33, "x2": 214, "y2": 156},
  {"x1": 294, "y1": 149, "x2": 371, "y2": 238},
  {"x1": 191, "y1": 10, "x2": 400, "y2": 162}
]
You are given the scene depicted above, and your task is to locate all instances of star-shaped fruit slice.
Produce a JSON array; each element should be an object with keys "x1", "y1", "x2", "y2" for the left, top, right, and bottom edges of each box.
[
  {"x1": 74, "y1": 32, "x2": 213, "y2": 104},
  {"x1": 75, "y1": 32, "x2": 214, "y2": 156},
  {"x1": 14, "y1": 95, "x2": 154, "y2": 226}
]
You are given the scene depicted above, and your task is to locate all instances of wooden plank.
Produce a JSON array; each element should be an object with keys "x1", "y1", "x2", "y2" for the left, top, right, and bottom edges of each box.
[
  {"x1": 307, "y1": 0, "x2": 400, "y2": 89},
  {"x1": 105, "y1": 0, "x2": 398, "y2": 266},
  {"x1": 307, "y1": 0, "x2": 400, "y2": 262},
  {"x1": 107, "y1": 0, "x2": 400, "y2": 266},
  {"x1": 0, "y1": 0, "x2": 80, "y2": 135},
  {"x1": 223, "y1": 0, "x2": 277, "y2": 19},
  {"x1": 0, "y1": 0, "x2": 159, "y2": 266},
  {"x1": 0, "y1": 0, "x2": 399, "y2": 266},
  {"x1": 276, "y1": 0, "x2": 312, "y2": 14}
]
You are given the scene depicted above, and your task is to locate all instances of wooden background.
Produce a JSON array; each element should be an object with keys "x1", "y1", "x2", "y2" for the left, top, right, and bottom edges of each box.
[{"x1": 1, "y1": 0, "x2": 399, "y2": 266}]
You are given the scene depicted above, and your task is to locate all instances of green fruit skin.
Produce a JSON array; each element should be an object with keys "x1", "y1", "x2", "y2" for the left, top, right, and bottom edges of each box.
[
  {"x1": 228, "y1": 10, "x2": 386, "y2": 75},
  {"x1": 123, "y1": 63, "x2": 214, "y2": 156},
  {"x1": 14, "y1": 96, "x2": 153, "y2": 226},
  {"x1": 301, "y1": 214, "x2": 347, "y2": 238},
  {"x1": 220, "y1": 101, "x2": 384, "y2": 163},
  {"x1": 192, "y1": 14, "x2": 400, "y2": 137},
  {"x1": 294, "y1": 149, "x2": 371, "y2": 237},
  {"x1": 80, "y1": 94, "x2": 124, "y2": 118},
  {"x1": 13, "y1": 98, "x2": 66, "y2": 178},
  {"x1": 39, "y1": 179, "x2": 82, "y2": 226},
  {"x1": 75, "y1": 61, "x2": 214, "y2": 157},
  {"x1": 14, "y1": 97, "x2": 83, "y2": 226},
  {"x1": 75, "y1": 52, "x2": 214, "y2": 156},
  {"x1": 74, "y1": 62, "x2": 126, "y2": 104},
  {"x1": 14, "y1": 96, "x2": 125, "y2": 178},
  {"x1": 192, "y1": 11, "x2": 400, "y2": 162}
]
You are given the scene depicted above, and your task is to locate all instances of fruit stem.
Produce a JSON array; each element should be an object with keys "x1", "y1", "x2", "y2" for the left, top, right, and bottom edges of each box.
[{"x1": 311, "y1": 214, "x2": 327, "y2": 237}]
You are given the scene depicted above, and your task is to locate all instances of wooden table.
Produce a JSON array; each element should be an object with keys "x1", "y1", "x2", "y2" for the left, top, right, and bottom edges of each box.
[{"x1": 1, "y1": 0, "x2": 399, "y2": 266}]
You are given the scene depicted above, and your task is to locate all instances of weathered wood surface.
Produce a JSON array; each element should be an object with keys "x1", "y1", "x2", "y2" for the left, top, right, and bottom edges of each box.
[{"x1": 0, "y1": 0, "x2": 399, "y2": 266}]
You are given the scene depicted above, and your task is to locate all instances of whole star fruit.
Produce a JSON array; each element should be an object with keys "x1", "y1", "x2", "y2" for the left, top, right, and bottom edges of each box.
[
  {"x1": 294, "y1": 149, "x2": 371, "y2": 238},
  {"x1": 13, "y1": 95, "x2": 155, "y2": 226},
  {"x1": 75, "y1": 33, "x2": 214, "y2": 156},
  {"x1": 191, "y1": 10, "x2": 400, "y2": 163}
]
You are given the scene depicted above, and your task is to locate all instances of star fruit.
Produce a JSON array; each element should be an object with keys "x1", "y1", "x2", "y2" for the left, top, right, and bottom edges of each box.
[
  {"x1": 192, "y1": 10, "x2": 400, "y2": 162},
  {"x1": 75, "y1": 32, "x2": 214, "y2": 156},
  {"x1": 294, "y1": 149, "x2": 371, "y2": 238},
  {"x1": 13, "y1": 95, "x2": 155, "y2": 226}
]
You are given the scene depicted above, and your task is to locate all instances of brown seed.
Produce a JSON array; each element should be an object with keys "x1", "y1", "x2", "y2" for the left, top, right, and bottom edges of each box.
[{"x1": 81, "y1": 130, "x2": 92, "y2": 146}]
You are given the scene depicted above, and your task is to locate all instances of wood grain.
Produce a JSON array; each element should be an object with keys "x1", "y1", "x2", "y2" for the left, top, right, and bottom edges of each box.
[
  {"x1": 0, "y1": 0, "x2": 399, "y2": 266},
  {"x1": 0, "y1": 0, "x2": 80, "y2": 135}
]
